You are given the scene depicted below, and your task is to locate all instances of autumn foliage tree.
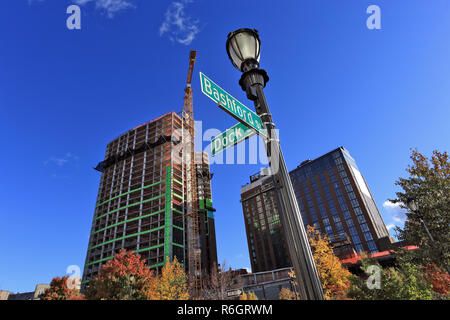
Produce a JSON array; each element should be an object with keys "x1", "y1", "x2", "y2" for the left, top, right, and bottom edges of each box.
[
  {"x1": 84, "y1": 249, "x2": 154, "y2": 300},
  {"x1": 422, "y1": 264, "x2": 450, "y2": 297},
  {"x1": 239, "y1": 291, "x2": 258, "y2": 300},
  {"x1": 146, "y1": 257, "x2": 189, "y2": 300},
  {"x1": 278, "y1": 287, "x2": 297, "y2": 300},
  {"x1": 39, "y1": 276, "x2": 83, "y2": 300},
  {"x1": 306, "y1": 225, "x2": 351, "y2": 299}
]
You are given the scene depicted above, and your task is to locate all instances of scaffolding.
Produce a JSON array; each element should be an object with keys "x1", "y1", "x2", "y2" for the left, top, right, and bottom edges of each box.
[
  {"x1": 82, "y1": 112, "x2": 185, "y2": 285},
  {"x1": 81, "y1": 51, "x2": 217, "y2": 293}
]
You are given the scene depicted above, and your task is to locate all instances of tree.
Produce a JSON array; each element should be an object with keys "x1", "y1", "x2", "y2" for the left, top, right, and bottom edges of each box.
[
  {"x1": 239, "y1": 291, "x2": 258, "y2": 300},
  {"x1": 306, "y1": 225, "x2": 351, "y2": 299},
  {"x1": 278, "y1": 288, "x2": 297, "y2": 300},
  {"x1": 347, "y1": 254, "x2": 433, "y2": 300},
  {"x1": 200, "y1": 260, "x2": 243, "y2": 300},
  {"x1": 390, "y1": 149, "x2": 450, "y2": 269},
  {"x1": 147, "y1": 257, "x2": 189, "y2": 300},
  {"x1": 39, "y1": 276, "x2": 83, "y2": 300},
  {"x1": 84, "y1": 249, "x2": 154, "y2": 300}
]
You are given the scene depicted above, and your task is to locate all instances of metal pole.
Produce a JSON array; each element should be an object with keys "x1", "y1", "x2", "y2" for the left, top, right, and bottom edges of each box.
[
  {"x1": 239, "y1": 67, "x2": 324, "y2": 300},
  {"x1": 418, "y1": 217, "x2": 435, "y2": 243}
]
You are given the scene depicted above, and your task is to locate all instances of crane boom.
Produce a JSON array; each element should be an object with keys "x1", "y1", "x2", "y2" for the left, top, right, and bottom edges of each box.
[
  {"x1": 182, "y1": 50, "x2": 201, "y2": 296},
  {"x1": 186, "y1": 51, "x2": 197, "y2": 86}
]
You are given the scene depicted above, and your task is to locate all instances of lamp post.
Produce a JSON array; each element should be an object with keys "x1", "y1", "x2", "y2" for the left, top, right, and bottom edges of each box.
[
  {"x1": 226, "y1": 28, "x2": 324, "y2": 300},
  {"x1": 406, "y1": 198, "x2": 450, "y2": 272},
  {"x1": 406, "y1": 198, "x2": 434, "y2": 243}
]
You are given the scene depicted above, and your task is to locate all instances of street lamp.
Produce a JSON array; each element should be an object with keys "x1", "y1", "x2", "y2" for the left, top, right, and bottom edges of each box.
[
  {"x1": 406, "y1": 198, "x2": 434, "y2": 243},
  {"x1": 406, "y1": 198, "x2": 450, "y2": 273},
  {"x1": 226, "y1": 28, "x2": 324, "y2": 300}
]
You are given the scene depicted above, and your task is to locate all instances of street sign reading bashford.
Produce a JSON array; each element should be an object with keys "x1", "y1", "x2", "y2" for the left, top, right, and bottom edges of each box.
[
  {"x1": 199, "y1": 72, "x2": 265, "y2": 137},
  {"x1": 211, "y1": 122, "x2": 256, "y2": 156}
]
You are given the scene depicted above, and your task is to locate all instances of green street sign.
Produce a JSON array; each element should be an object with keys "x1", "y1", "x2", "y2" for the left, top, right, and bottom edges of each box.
[
  {"x1": 199, "y1": 72, "x2": 265, "y2": 137},
  {"x1": 211, "y1": 122, "x2": 256, "y2": 156}
]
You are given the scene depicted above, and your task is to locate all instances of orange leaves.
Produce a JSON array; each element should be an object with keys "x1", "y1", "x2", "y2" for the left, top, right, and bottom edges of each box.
[
  {"x1": 85, "y1": 250, "x2": 189, "y2": 300},
  {"x1": 147, "y1": 257, "x2": 189, "y2": 300},
  {"x1": 422, "y1": 264, "x2": 450, "y2": 296},
  {"x1": 85, "y1": 249, "x2": 155, "y2": 300},
  {"x1": 39, "y1": 276, "x2": 82, "y2": 300},
  {"x1": 278, "y1": 288, "x2": 297, "y2": 300},
  {"x1": 239, "y1": 292, "x2": 258, "y2": 300},
  {"x1": 306, "y1": 225, "x2": 351, "y2": 300}
]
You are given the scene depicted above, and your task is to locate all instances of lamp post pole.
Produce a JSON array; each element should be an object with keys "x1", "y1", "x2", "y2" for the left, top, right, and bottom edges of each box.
[
  {"x1": 407, "y1": 198, "x2": 449, "y2": 273},
  {"x1": 226, "y1": 29, "x2": 324, "y2": 300},
  {"x1": 407, "y1": 198, "x2": 435, "y2": 243}
]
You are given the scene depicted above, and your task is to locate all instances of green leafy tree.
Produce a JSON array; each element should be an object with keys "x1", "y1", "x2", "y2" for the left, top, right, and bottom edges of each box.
[
  {"x1": 390, "y1": 149, "x2": 450, "y2": 269},
  {"x1": 84, "y1": 249, "x2": 155, "y2": 300},
  {"x1": 347, "y1": 254, "x2": 433, "y2": 300}
]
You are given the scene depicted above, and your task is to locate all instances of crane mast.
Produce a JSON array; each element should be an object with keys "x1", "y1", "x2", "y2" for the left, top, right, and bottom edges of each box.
[{"x1": 183, "y1": 50, "x2": 201, "y2": 295}]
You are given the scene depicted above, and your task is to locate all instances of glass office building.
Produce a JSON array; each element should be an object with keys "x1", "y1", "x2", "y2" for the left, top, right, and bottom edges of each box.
[
  {"x1": 241, "y1": 147, "x2": 393, "y2": 272},
  {"x1": 290, "y1": 147, "x2": 392, "y2": 257},
  {"x1": 240, "y1": 170, "x2": 292, "y2": 273}
]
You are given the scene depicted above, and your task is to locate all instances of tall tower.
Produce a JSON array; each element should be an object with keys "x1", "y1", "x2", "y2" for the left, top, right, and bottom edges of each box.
[
  {"x1": 81, "y1": 52, "x2": 218, "y2": 289},
  {"x1": 240, "y1": 147, "x2": 393, "y2": 272}
]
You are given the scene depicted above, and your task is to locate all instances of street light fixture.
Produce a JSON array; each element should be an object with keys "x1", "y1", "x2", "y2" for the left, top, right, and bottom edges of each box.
[
  {"x1": 406, "y1": 198, "x2": 418, "y2": 213},
  {"x1": 406, "y1": 198, "x2": 434, "y2": 243},
  {"x1": 405, "y1": 198, "x2": 450, "y2": 273},
  {"x1": 226, "y1": 28, "x2": 261, "y2": 72},
  {"x1": 226, "y1": 28, "x2": 324, "y2": 300}
]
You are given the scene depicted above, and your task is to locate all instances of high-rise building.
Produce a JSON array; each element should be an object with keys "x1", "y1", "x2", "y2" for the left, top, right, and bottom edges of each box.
[
  {"x1": 240, "y1": 170, "x2": 291, "y2": 273},
  {"x1": 195, "y1": 151, "x2": 218, "y2": 274},
  {"x1": 82, "y1": 111, "x2": 217, "y2": 286},
  {"x1": 240, "y1": 147, "x2": 393, "y2": 272}
]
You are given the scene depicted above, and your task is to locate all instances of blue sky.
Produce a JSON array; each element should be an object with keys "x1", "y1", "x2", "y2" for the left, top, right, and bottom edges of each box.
[{"x1": 1, "y1": 0, "x2": 449, "y2": 293}]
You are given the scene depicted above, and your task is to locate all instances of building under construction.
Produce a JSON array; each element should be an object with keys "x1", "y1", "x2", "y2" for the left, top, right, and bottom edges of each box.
[{"x1": 81, "y1": 52, "x2": 217, "y2": 291}]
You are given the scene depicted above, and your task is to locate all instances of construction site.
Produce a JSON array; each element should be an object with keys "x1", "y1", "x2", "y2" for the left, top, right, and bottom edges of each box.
[{"x1": 81, "y1": 51, "x2": 217, "y2": 295}]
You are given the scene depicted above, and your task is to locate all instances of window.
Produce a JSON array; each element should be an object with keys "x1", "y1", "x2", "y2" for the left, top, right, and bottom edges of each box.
[
  {"x1": 346, "y1": 219, "x2": 354, "y2": 228},
  {"x1": 361, "y1": 223, "x2": 369, "y2": 233},
  {"x1": 357, "y1": 215, "x2": 366, "y2": 224},
  {"x1": 367, "y1": 241, "x2": 377, "y2": 252}
]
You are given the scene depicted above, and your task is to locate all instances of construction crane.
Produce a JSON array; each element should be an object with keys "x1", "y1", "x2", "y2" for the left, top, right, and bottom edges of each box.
[{"x1": 182, "y1": 50, "x2": 202, "y2": 295}]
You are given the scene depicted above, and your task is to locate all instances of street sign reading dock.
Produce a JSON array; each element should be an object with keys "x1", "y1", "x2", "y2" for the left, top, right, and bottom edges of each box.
[
  {"x1": 199, "y1": 72, "x2": 265, "y2": 137},
  {"x1": 211, "y1": 122, "x2": 256, "y2": 156}
]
